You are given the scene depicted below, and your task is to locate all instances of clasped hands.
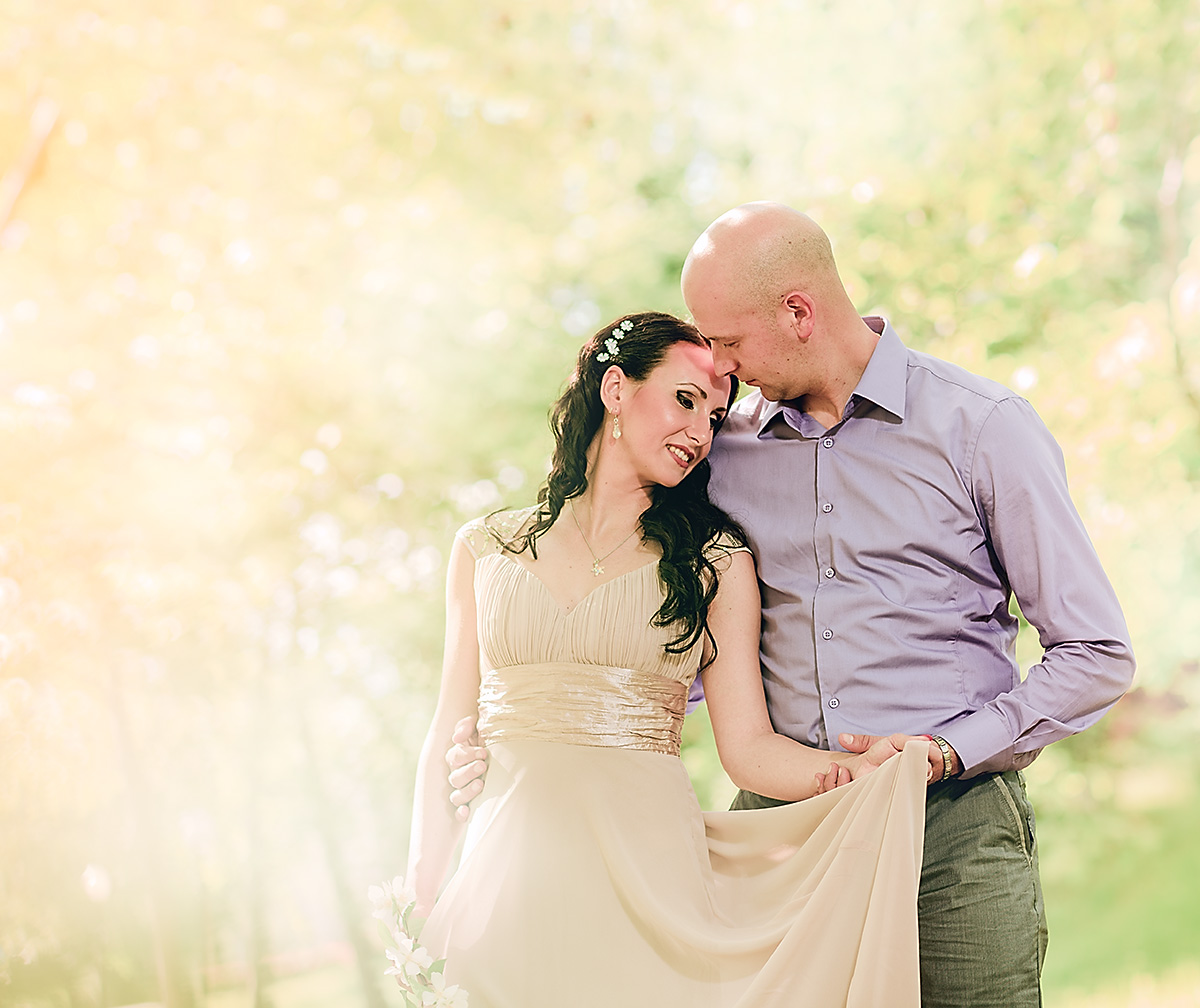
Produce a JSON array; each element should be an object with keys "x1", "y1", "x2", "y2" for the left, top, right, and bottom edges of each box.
[
  {"x1": 817, "y1": 732, "x2": 962, "y2": 794},
  {"x1": 444, "y1": 718, "x2": 960, "y2": 821}
]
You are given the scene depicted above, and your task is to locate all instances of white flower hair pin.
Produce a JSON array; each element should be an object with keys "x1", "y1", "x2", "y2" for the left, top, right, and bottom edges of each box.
[{"x1": 596, "y1": 318, "x2": 635, "y2": 362}]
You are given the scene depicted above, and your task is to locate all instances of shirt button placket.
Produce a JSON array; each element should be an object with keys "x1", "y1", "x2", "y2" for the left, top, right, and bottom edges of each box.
[{"x1": 815, "y1": 434, "x2": 840, "y2": 737}]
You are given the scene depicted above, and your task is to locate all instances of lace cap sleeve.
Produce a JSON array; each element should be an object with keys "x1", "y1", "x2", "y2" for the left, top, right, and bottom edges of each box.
[
  {"x1": 455, "y1": 506, "x2": 539, "y2": 559},
  {"x1": 455, "y1": 517, "x2": 496, "y2": 559},
  {"x1": 704, "y1": 529, "x2": 752, "y2": 564}
]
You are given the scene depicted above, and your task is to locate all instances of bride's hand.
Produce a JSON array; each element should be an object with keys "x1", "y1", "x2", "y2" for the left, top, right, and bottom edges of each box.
[
  {"x1": 446, "y1": 715, "x2": 489, "y2": 822},
  {"x1": 839, "y1": 732, "x2": 950, "y2": 784},
  {"x1": 813, "y1": 762, "x2": 852, "y2": 794}
]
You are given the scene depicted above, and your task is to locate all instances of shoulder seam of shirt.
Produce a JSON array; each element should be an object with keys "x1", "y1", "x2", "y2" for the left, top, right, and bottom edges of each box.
[
  {"x1": 963, "y1": 398, "x2": 1003, "y2": 501},
  {"x1": 963, "y1": 395, "x2": 1038, "y2": 502},
  {"x1": 906, "y1": 357, "x2": 1022, "y2": 407}
]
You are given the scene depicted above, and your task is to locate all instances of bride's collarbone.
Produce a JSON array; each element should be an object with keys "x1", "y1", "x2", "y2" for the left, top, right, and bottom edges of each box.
[
  {"x1": 525, "y1": 541, "x2": 658, "y2": 579},
  {"x1": 506, "y1": 539, "x2": 659, "y2": 611}
]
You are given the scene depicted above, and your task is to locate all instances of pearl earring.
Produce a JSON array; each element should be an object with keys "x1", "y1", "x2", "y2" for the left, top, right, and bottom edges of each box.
[{"x1": 612, "y1": 414, "x2": 622, "y2": 440}]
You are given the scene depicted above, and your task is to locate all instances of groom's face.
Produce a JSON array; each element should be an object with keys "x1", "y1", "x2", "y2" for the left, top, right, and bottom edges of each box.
[
  {"x1": 683, "y1": 259, "x2": 806, "y2": 402},
  {"x1": 688, "y1": 303, "x2": 799, "y2": 403}
]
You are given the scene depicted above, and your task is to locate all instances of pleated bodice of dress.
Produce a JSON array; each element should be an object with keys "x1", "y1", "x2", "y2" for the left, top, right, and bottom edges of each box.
[{"x1": 461, "y1": 508, "x2": 726, "y2": 756}]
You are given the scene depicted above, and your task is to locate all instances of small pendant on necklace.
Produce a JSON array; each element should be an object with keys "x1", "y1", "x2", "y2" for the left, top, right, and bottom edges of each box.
[{"x1": 592, "y1": 560, "x2": 604, "y2": 577}]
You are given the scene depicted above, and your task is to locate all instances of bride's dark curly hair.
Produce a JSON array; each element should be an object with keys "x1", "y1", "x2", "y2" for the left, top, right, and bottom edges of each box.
[{"x1": 509, "y1": 311, "x2": 747, "y2": 664}]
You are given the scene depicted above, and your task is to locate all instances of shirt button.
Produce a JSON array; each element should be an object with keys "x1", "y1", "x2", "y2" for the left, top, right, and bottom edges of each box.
[
  {"x1": 828, "y1": 697, "x2": 840, "y2": 708},
  {"x1": 822, "y1": 628, "x2": 834, "y2": 640},
  {"x1": 822, "y1": 438, "x2": 834, "y2": 448},
  {"x1": 822, "y1": 502, "x2": 833, "y2": 513},
  {"x1": 824, "y1": 568, "x2": 835, "y2": 579}
]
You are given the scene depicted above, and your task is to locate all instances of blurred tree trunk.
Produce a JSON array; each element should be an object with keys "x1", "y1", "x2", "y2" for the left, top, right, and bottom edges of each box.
[
  {"x1": 1157, "y1": 146, "x2": 1200, "y2": 442},
  {"x1": 0, "y1": 95, "x2": 57, "y2": 229},
  {"x1": 109, "y1": 664, "x2": 197, "y2": 1008},
  {"x1": 247, "y1": 653, "x2": 275, "y2": 1008},
  {"x1": 293, "y1": 691, "x2": 388, "y2": 1008}
]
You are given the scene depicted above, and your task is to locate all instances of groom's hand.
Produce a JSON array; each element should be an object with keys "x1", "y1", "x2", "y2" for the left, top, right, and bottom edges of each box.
[
  {"x1": 446, "y1": 715, "x2": 489, "y2": 822},
  {"x1": 839, "y1": 732, "x2": 959, "y2": 785},
  {"x1": 838, "y1": 732, "x2": 907, "y2": 778}
]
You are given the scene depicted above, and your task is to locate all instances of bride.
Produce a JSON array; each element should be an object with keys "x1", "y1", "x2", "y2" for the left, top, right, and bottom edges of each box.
[{"x1": 402, "y1": 311, "x2": 935, "y2": 1007}]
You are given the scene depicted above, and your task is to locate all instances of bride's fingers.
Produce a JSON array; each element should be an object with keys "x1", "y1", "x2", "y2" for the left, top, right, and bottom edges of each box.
[
  {"x1": 814, "y1": 762, "x2": 841, "y2": 794},
  {"x1": 815, "y1": 763, "x2": 853, "y2": 795},
  {"x1": 450, "y1": 778, "x2": 484, "y2": 810},
  {"x1": 448, "y1": 759, "x2": 487, "y2": 790},
  {"x1": 447, "y1": 742, "x2": 488, "y2": 771}
]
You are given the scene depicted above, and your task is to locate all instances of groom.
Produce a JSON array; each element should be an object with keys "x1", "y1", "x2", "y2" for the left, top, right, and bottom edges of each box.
[{"x1": 449, "y1": 202, "x2": 1134, "y2": 1006}]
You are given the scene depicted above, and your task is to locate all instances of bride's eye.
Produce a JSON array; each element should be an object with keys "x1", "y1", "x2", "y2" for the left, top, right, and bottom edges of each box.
[{"x1": 676, "y1": 391, "x2": 695, "y2": 409}]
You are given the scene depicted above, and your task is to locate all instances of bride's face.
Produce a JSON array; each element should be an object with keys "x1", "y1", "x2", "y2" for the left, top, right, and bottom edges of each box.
[{"x1": 616, "y1": 342, "x2": 731, "y2": 488}]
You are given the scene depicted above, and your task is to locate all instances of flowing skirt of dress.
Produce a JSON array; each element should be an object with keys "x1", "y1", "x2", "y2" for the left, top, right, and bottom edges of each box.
[{"x1": 422, "y1": 736, "x2": 927, "y2": 1008}]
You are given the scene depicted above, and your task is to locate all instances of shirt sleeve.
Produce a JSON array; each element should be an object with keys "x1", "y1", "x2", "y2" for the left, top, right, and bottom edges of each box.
[{"x1": 945, "y1": 396, "x2": 1136, "y2": 777}]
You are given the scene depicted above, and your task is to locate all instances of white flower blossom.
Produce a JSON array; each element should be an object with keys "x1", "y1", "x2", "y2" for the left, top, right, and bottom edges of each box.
[
  {"x1": 422, "y1": 970, "x2": 469, "y2": 1008},
  {"x1": 369, "y1": 875, "x2": 417, "y2": 920},
  {"x1": 385, "y1": 935, "x2": 434, "y2": 980},
  {"x1": 372, "y1": 874, "x2": 469, "y2": 1004}
]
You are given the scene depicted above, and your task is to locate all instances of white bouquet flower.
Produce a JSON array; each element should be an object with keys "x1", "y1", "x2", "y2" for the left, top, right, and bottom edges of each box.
[{"x1": 369, "y1": 876, "x2": 469, "y2": 1008}]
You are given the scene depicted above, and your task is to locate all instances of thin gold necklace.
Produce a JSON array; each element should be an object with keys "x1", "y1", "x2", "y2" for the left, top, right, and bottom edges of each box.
[{"x1": 568, "y1": 499, "x2": 639, "y2": 577}]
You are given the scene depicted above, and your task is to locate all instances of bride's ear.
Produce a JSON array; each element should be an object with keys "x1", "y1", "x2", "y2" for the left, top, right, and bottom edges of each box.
[{"x1": 598, "y1": 365, "x2": 626, "y2": 413}]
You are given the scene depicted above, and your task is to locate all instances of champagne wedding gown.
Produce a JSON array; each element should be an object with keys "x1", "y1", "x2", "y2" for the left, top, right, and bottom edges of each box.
[{"x1": 421, "y1": 511, "x2": 926, "y2": 1007}]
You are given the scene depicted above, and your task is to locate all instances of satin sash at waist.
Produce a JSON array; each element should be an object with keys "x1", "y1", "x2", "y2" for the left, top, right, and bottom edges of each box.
[{"x1": 477, "y1": 662, "x2": 687, "y2": 756}]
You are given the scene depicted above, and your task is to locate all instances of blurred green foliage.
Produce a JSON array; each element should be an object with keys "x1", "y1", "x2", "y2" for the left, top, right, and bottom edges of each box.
[{"x1": 1, "y1": 1, "x2": 1198, "y2": 1006}]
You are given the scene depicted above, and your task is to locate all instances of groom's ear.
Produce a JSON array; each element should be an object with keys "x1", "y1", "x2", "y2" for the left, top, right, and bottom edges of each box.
[{"x1": 780, "y1": 291, "x2": 815, "y2": 342}]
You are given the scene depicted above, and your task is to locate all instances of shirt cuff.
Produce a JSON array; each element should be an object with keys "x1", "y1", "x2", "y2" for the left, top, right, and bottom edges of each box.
[{"x1": 939, "y1": 707, "x2": 1039, "y2": 779}]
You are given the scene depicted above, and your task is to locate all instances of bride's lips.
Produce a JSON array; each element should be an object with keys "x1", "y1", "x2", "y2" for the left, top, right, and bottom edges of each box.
[{"x1": 666, "y1": 444, "x2": 694, "y2": 468}]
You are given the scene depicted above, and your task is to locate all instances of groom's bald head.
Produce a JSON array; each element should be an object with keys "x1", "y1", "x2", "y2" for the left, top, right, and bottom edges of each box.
[{"x1": 681, "y1": 202, "x2": 841, "y2": 319}]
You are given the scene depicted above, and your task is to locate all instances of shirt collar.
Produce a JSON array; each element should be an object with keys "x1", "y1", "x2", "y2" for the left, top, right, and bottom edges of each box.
[
  {"x1": 753, "y1": 316, "x2": 907, "y2": 437},
  {"x1": 853, "y1": 316, "x2": 907, "y2": 420}
]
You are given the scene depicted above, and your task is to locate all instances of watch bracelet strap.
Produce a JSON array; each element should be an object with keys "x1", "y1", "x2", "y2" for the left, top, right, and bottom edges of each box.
[{"x1": 929, "y1": 735, "x2": 954, "y2": 782}]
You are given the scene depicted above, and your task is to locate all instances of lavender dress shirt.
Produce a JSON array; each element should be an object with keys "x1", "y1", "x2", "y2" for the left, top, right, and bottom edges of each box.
[{"x1": 705, "y1": 317, "x2": 1135, "y2": 778}]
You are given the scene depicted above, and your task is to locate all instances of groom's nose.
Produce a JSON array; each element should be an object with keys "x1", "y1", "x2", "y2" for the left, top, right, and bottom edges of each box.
[{"x1": 711, "y1": 345, "x2": 737, "y2": 378}]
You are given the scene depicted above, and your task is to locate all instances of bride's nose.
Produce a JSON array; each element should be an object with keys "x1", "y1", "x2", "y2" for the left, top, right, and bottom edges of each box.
[{"x1": 686, "y1": 416, "x2": 712, "y2": 446}]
